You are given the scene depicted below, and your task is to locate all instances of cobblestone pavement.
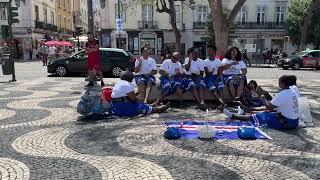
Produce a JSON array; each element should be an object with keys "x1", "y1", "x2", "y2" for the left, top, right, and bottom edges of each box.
[{"x1": 0, "y1": 72, "x2": 320, "y2": 179}]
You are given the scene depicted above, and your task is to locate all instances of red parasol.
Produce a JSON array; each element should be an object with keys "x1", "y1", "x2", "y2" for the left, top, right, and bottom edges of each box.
[
  {"x1": 44, "y1": 40, "x2": 59, "y2": 46},
  {"x1": 58, "y1": 41, "x2": 72, "y2": 47}
]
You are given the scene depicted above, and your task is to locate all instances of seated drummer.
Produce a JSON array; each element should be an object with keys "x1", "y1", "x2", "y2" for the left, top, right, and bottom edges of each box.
[
  {"x1": 134, "y1": 48, "x2": 158, "y2": 103},
  {"x1": 111, "y1": 71, "x2": 170, "y2": 117},
  {"x1": 184, "y1": 48, "x2": 206, "y2": 109},
  {"x1": 154, "y1": 52, "x2": 184, "y2": 105},
  {"x1": 203, "y1": 45, "x2": 225, "y2": 108}
]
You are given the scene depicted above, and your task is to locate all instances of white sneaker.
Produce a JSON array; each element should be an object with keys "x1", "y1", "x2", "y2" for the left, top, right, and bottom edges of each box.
[{"x1": 238, "y1": 106, "x2": 244, "y2": 115}]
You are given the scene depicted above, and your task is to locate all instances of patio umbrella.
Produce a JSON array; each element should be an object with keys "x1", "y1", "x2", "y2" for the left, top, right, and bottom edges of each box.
[
  {"x1": 45, "y1": 40, "x2": 59, "y2": 46},
  {"x1": 59, "y1": 41, "x2": 72, "y2": 47}
]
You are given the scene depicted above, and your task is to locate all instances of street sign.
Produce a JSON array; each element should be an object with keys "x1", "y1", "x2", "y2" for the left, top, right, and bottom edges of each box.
[{"x1": 116, "y1": 18, "x2": 123, "y2": 33}]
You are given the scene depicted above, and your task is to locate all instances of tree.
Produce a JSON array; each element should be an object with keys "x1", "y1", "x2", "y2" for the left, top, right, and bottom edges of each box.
[
  {"x1": 287, "y1": 0, "x2": 320, "y2": 49},
  {"x1": 300, "y1": 0, "x2": 320, "y2": 50},
  {"x1": 208, "y1": 0, "x2": 246, "y2": 56},
  {"x1": 205, "y1": 14, "x2": 215, "y2": 46},
  {"x1": 155, "y1": 0, "x2": 181, "y2": 53}
]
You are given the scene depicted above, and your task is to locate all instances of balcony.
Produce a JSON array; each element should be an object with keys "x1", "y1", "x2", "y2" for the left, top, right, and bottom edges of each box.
[
  {"x1": 35, "y1": 21, "x2": 58, "y2": 32},
  {"x1": 44, "y1": 24, "x2": 58, "y2": 32},
  {"x1": 235, "y1": 22, "x2": 286, "y2": 29},
  {"x1": 138, "y1": 21, "x2": 158, "y2": 29},
  {"x1": 59, "y1": 28, "x2": 73, "y2": 34},
  {"x1": 193, "y1": 22, "x2": 207, "y2": 29},
  {"x1": 35, "y1": 20, "x2": 44, "y2": 29}
]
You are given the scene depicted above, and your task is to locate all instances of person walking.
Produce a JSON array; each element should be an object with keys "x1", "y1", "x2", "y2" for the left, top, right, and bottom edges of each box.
[
  {"x1": 49, "y1": 45, "x2": 57, "y2": 61},
  {"x1": 39, "y1": 44, "x2": 48, "y2": 66}
]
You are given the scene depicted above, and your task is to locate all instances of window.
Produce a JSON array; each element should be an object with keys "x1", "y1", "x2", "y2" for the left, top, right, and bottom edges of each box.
[
  {"x1": 68, "y1": 18, "x2": 71, "y2": 29},
  {"x1": 115, "y1": 4, "x2": 126, "y2": 22},
  {"x1": 51, "y1": 11, "x2": 54, "y2": 24},
  {"x1": 237, "y1": 6, "x2": 247, "y2": 24},
  {"x1": 64, "y1": 17, "x2": 66, "y2": 29},
  {"x1": 43, "y1": 8, "x2": 47, "y2": 23},
  {"x1": 58, "y1": 15, "x2": 61, "y2": 27},
  {"x1": 197, "y1": 6, "x2": 207, "y2": 22},
  {"x1": 62, "y1": 0, "x2": 65, "y2": 9},
  {"x1": 109, "y1": 51, "x2": 127, "y2": 58},
  {"x1": 35, "y1": 6, "x2": 39, "y2": 21},
  {"x1": 257, "y1": 6, "x2": 265, "y2": 24},
  {"x1": 309, "y1": 52, "x2": 319, "y2": 57},
  {"x1": 0, "y1": 4, "x2": 8, "y2": 20},
  {"x1": 275, "y1": 6, "x2": 285, "y2": 24},
  {"x1": 142, "y1": 5, "x2": 153, "y2": 22},
  {"x1": 175, "y1": 5, "x2": 181, "y2": 23}
]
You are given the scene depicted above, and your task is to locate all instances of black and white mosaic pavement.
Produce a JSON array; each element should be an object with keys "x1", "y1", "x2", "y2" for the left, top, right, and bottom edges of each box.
[{"x1": 0, "y1": 76, "x2": 319, "y2": 180}]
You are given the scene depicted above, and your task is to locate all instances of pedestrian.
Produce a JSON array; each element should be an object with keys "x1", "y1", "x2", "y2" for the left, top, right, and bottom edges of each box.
[
  {"x1": 111, "y1": 70, "x2": 170, "y2": 117},
  {"x1": 39, "y1": 44, "x2": 48, "y2": 66},
  {"x1": 184, "y1": 47, "x2": 206, "y2": 109},
  {"x1": 154, "y1": 52, "x2": 184, "y2": 106},
  {"x1": 134, "y1": 47, "x2": 158, "y2": 103},
  {"x1": 32, "y1": 47, "x2": 37, "y2": 60},
  {"x1": 203, "y1": 45, "x2": 225, "y2": 108},
  {"x1": 85, "y1": 31, "x2": 104, "y2": 87},
  {"x1": 223, "y1": 75, "x2": 299, "y2": 130},
  {"x1": 242, "y1": 49, "x2": 251, "y2": 66},
  {"x1": 49, "y1": 45, "x2": 57, "y2": 61},
  {"x1": 221, "y1": 47, "x2": 247, "y2": 101}
]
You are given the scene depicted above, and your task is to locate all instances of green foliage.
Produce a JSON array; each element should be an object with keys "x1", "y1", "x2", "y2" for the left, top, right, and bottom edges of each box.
[{"x1": 287, "y1": 0, "x2": 320, "y2": 48}]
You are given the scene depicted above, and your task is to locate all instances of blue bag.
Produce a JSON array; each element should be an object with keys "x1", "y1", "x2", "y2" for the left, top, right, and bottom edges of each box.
[
  {"x1": 237, "y1": 126, "x2": 256, "y2": 140},
  {"x1": 164, "y1": 127, "x2": 181, "y2": 140}
]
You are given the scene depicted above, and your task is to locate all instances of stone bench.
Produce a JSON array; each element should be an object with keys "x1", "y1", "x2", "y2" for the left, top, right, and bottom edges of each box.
[{"x1": 138, "y1": 84, "x2": 233, "y2": 102}]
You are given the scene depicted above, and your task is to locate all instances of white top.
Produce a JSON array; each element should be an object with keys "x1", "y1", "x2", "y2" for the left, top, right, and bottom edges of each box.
[
  {"x1": 221, "y1": 58, "x2": 246, "y2": 75},
  {"x1": 49, "y1": 46, "x2": 56, "y2": 55},
  {"x1": 203, "y1": 58, "x2": 222, "y2": 75},
  {"x1": 134, "y1": 57, "x2": 157, "y2": 75},
  {"x1": 290, "y1": 85, "x2": 301, "y2": 98},
  {"x1": 271, "y1": 88, "x2": 299, "y2": 119},
  {"x1": 111, "y1": 80, "x2": 135, "y2": 98},
  {"x1": 184, "y1": 57, "x2": 204, "y2": 75},
  {"x1": 160, "y1": 59, "x2": 183, "y2": 76}
]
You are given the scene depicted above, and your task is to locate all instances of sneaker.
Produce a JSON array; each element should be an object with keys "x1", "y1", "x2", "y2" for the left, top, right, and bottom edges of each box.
[
  {"x1": 101, "y1": 81, "x2": 105, "y2": 87},
  {"x1": 86, "y1": 81, "x2": 94, "y2": 87},
  {"x1": 237, "y1": 106, "x2": 244, "y2": 115}
]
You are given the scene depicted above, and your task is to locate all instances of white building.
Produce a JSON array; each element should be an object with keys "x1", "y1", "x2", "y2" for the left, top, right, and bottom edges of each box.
[
  {"x1": 98, "y1": 0, "x2": 291, "y2": 59},
  {"x1": 93, "y1": 0, "x2": 102, "y2": 33},
  {"x1": 73, "y1": 0, "x2": 89, "y2": 33},
  {"x1": 0, "y1": 0, "x2": 58, "y2": 60}
]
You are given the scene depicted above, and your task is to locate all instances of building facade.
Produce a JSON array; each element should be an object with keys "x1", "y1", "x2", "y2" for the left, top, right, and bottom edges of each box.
[
  {"x1": 73, "y1": 0, "x2": 88, "y2": 33},
  {"x1": 98, "y1": 0, "x2": 291, "y2": 59},
  {"x1": 57, "y1": 0, "x2": 73, "y2": 37},
  {"x1": 2, "y1": 0, "x2": 59, "y2": 59}
]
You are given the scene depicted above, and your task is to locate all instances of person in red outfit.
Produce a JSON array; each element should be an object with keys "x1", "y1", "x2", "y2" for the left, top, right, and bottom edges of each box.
[{"x1": 85, "y1": 32, "x2": 104, "y2": 87}]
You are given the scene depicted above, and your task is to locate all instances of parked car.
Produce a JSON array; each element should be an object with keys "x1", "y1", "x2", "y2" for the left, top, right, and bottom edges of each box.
[
  {"x1": 278, "y1": 50, "x2": 320, "y2": 70},
  {"x1": 47, "y1": 48, "x2": 136, "y2": 77}
]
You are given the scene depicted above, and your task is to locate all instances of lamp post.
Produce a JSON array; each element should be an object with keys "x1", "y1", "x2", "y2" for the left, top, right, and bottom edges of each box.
[
  {"x1": 7, "y1": 0, "x2": 19, "y2": 82},
  {"x1": 117, "y1": 0, "x2": 121, "y2": 48}
]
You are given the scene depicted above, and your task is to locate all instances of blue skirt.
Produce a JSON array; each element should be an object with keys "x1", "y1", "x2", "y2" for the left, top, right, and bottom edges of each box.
[
  {"x1": 111, "y1": 100, "x2": 152, "y2": 117},
  {"x1": 250, "y1": 112, "x2": 299, "y2": 130},
  {"x1": 223, "y1": 74, "x2": 247, "y2": 86},
  {"x1": 135, "y1": 75, "x2": 156, "y2": 86},
  {"x1": 160, "y1": 75, "x2": 182, "y2": 95},
  {"x1": 204, "y1": 75, "x2": 224, "y2": 92},
  {"x1": 185, "y1": 75, "x2": 206, "y2": 89}
]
